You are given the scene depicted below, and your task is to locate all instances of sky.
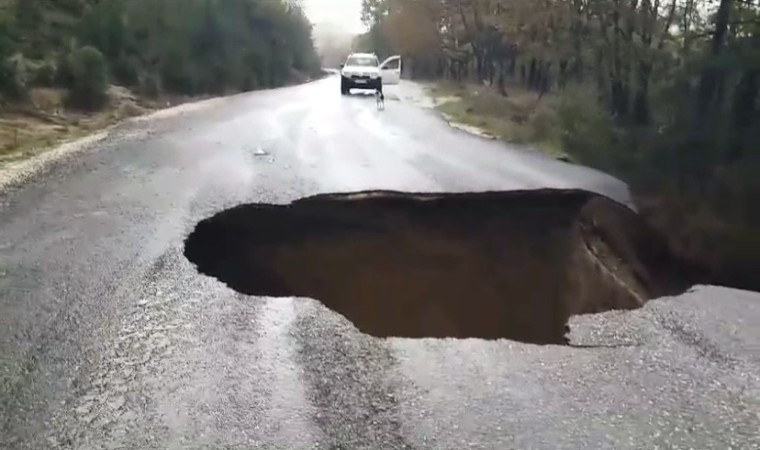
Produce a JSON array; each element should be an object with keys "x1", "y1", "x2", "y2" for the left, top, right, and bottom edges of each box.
[{"x1": 303, "y1": 0, "x2": 366, "y2": 34}]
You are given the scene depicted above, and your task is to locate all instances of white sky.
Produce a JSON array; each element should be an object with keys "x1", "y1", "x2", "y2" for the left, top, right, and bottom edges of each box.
[{"x1": 303, "y1": 0, "x2": 366, "y2": 34}]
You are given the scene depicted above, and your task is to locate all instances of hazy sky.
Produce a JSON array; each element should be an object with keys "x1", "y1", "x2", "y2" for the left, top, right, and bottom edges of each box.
[{"x1": 303, "y1": 0, "x2": 365, "y2": 33}]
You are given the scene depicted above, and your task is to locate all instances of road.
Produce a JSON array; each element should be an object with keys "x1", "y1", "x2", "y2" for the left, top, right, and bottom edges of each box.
[{"x1": 1, "y1": 76, "x2": 758, "y2": 449}]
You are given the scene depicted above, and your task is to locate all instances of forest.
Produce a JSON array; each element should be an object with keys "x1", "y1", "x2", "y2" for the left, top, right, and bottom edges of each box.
[
  {"x1": 356, "y1": 0, "x2": 759, "y2": 291},
  {"x1": 0, "y1": 0, "x2": 321, "y2": 108}
]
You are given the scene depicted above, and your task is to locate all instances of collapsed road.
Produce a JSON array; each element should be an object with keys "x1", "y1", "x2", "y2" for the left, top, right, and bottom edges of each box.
[
  {"x1": 184, "y1": 189, "x2": 692, "y2": 345},
  {"x1": 1, "y1": 77, "x2": 759, "y2": 449}
]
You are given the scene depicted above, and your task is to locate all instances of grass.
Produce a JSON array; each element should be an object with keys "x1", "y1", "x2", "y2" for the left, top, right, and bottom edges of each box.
[
  {"x1": 427, "y1": 82, "x2": 570, "y2": 161},
  {"x1": 0, "y1": 86, "x2": 151, "y2": 164}
]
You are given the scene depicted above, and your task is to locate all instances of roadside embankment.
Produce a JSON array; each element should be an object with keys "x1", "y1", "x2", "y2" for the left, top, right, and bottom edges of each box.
[{"x1": 426, "y1": 82, "x2": 570, "y2": 160}]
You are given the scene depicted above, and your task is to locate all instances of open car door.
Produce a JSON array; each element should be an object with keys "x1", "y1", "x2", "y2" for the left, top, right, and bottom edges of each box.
[{"x1": 379, "y1": 56, "x2": 402, "y2": 85}]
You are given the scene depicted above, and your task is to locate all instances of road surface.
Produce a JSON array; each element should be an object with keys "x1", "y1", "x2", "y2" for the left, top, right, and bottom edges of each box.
[{"x1": 1, "y1": 77, "x2": 758, "y2": 449}]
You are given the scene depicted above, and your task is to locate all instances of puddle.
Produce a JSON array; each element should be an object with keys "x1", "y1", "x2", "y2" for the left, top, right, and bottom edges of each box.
[{"x1": 184, "y1": 190, "x2": 693, "y2": 345}]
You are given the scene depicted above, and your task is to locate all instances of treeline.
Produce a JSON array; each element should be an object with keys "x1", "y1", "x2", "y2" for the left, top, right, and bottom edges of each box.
[
  {"x1": 0, "y1": 0, "x2": 321, "y2": 109},
  {"x1": 358, "y1": 0, "x2": 760, "y2": 290}
]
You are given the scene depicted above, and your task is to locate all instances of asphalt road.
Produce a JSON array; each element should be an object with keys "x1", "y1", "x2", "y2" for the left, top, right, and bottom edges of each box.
[{"x1": 1, "y1": 77, "x2": 758, "y2": 449}]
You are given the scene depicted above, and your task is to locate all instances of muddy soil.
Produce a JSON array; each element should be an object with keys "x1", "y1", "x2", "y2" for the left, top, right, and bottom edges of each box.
[{"x1": 184, "y1": 190, "x2": 693, "y2": 344}]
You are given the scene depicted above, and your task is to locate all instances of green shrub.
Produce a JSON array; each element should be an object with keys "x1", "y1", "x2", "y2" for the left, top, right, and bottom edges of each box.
[
  {"x1": 0, "y1": 58, "x2": 27, "y2": 100},
  {"x1": 54, "y1": 51, "x2": 75, "y2": 87},
  {"x1": 31, "y1": 62, "x2": 56, "y2": 87},
  {"x1": 66, "y1": 46, "x2": 109, "y2": 110},
  {"x1": 557, "y1": 86, "x2": 621, "y2": 172},
  {"x1": 0, "y1": 55, "x2": 29, "y2": 101},
  {"x1": 529, "y1": 107, "x2": 559, "y2": 142},
  {"x1": 15, "y1": 0, "x2": 43, "y2": 31},
  {"x1": 111, "y1": 55, "x2": 139, "y2": 87},
  {"x1": 160, "y1": 47, "x2": 196, "y2": 95}
]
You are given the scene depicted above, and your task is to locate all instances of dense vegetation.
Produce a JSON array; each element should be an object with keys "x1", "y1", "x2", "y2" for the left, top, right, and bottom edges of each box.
[
  {"x1": 0, "y1": 0, "x2": 321, "y2": 109},
  {"x1": 357, "y1": 0, "x2": 759, "y2": 291}
]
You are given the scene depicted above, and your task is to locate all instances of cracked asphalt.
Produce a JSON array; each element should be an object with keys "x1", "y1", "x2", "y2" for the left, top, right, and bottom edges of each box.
[{"x1": 1, "y1": 77, "x2": 758, "y2": 449}]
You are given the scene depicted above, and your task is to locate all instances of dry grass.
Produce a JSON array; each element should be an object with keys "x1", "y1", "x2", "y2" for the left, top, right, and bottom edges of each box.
[
  {"x1": 29, "y1": 87, "x2": 65, "y2": 112},
  {"x1": 428, "y1": 82, "x2": 569, "y2": 160},
  {"x1": 0, "y1": 86, "x2": 152, "y2": 163}
]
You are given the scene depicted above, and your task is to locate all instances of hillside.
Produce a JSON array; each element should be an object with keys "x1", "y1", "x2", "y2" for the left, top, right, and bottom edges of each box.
[{"x1": 0, "y1": 0, "x2": 322, "y2": 158}]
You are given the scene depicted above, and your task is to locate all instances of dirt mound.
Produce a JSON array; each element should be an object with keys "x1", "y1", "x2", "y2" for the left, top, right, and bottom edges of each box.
[{"x1": 184, "y1": 190, "x2": 693, "y2": 344}]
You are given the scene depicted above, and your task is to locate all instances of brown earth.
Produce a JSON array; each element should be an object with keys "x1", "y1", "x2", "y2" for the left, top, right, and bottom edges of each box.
[{"x1": 184, "y1": 189, "x2": 695, "y2": 345}]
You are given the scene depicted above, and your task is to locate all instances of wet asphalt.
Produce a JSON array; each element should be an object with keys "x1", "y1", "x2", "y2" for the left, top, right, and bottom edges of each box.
[{"x1": 1, "y1": 77, "x2": 758, "y2": 449}]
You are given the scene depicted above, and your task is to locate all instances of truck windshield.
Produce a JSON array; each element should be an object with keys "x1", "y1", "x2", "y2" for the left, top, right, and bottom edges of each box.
[{"x1": 346, "y1": 56, "x2": 378, "y2": 67}]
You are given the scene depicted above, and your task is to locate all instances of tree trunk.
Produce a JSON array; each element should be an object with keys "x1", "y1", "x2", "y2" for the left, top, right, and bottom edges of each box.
[
  {"x1": 540, "y1": 61, "x2": 552, "y2": 94},
  {"x1": 595, "y1": 50, "x2": 605, "y2": 96},
  {"x1": 696, "y1": 0, "x2": 732, "y2": 121},
  {"x1": 633, "y1": 62, "x2": 652, "y2": 125},
  {"x1": 475, "y1": 50, "x2": 484, "y2": 81},
  {"x1": 728, "y1": 68, "x2": 759, "y2": 162},
  {"x1": 733, "y1": 69, "x2": 759, "y2": 130},
  {"x1": 498, "y1": 61, "x2": 507, "y2": 96},
  {"x1": 528, "y1": 58, "x2": 537, "y2": 90},
  {"x1": 559, "y1": 59, "x2": 568, "y2": 90},
  {"x1": 571, "y1": 1, "x2": 585, "y2": 82},
  {"x1": 611, "y1": 78, "x2": 629, "y2": 119}
]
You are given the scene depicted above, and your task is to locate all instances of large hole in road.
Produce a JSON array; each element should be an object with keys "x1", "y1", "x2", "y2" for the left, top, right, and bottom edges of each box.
[{"x1": 184, "y1": 190, "x2": 694, "y2": 345}]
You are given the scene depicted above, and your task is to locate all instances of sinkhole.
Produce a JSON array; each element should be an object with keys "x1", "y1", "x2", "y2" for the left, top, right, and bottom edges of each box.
[{"x1": 183, "y1": 189, "x2": 693, "y2": 345}]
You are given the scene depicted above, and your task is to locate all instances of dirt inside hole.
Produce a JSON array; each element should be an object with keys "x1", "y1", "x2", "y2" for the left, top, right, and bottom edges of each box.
[{"x1": 184, "y1": 190, "x2": 694, "y2": 345}]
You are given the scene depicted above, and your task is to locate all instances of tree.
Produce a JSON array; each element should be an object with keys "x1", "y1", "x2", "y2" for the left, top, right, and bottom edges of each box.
[
  {"x1": 66, "y1": 46, "x2": 109, "y2": 110},
  {"x1": 358, "y1": 0, "x2": 760, "y2": 291},
  {"x1": 0, "y1": 0, "x2": 322, "y2": 99}
]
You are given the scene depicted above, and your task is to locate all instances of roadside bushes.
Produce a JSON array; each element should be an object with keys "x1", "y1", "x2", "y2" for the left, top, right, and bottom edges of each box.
[
  {"x1": 0, "y1": 59, "x2": 25, "y2": 101},
  {"x1": 0, "y1": 22, "x2": 24, "y2": 102},
  {"x1": 556, "y1": 86, "x2": 621, "y2": 172},
  {"x1": 31, "y1": 62, "x2": 56, "y2": 87},
  {"x1": 111, "y1": 55, "x2": 139, "y2": 87},
  {"x1": 1, "y1": 0, "x2": 322, "y2": 107},
  {"x1": 65, "y1": 46, "x2": 108, "y2": 110}
]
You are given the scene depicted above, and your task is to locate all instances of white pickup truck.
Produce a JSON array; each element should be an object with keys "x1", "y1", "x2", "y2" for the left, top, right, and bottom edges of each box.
[{"x1": 340, "y1": 53, "x2": 401, "y2": 95}]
